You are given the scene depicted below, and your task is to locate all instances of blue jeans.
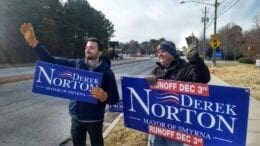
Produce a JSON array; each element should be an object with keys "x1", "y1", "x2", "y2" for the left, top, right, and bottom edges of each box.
[
  {"x1": 151, "y1": 135, "x2": 184, "y2": 146},
  {"x1": 71, "y1": 119, "x2": 104, "y2": 146}
]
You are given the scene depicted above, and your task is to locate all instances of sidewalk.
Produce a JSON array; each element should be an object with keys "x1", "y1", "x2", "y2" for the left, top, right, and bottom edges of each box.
[{"x1": 209, "y1": 74, "x2": 260, "y2": 146}]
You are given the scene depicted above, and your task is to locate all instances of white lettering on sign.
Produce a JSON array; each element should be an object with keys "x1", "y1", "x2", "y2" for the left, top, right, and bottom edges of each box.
[
  {"x1": 36, "y1": 66, "x2": 98, "y2": 91},
  {"x1": 127, "y1": 87, "x2": 238, "y2": 134}
]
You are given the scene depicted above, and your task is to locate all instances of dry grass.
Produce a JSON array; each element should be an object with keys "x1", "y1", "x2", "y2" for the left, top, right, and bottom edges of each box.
[
  {"x1": 105, "y1": 119, "x2": 148, "y2": 146},
  {"x1": 212, "y1": 62, "x2": 260, "y2": 100}
]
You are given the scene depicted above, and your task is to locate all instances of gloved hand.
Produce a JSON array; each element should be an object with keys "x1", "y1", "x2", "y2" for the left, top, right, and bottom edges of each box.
[
  {"x1": 185, "y1": 35, "x2": 199, "y2": 61},
  {"x1": 144, "y1": 75, "x2": 157, "y2": 86},
  {"x1": 20, "y1": 23, "x2": 38, "y2": 48},
  {"x1": 90, "y1": 87, "x2": 108, "y2": 102}
]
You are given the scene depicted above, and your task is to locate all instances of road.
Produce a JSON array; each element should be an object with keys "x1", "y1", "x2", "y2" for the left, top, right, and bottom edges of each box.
[{"x1": 0, "y1": 59, "x2": 156, "y2": 146}]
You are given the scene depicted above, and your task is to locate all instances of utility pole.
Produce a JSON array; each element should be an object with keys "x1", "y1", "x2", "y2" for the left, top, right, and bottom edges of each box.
[
  {"x1": 212, "y1": 0, "x2": 218, "y2": 66},
  {"x1": 180, "y1": 0, "x2": 220, "y2": 64},
  {"x1": 202, "y1": 6, "x2": 208, "y2": 59}
]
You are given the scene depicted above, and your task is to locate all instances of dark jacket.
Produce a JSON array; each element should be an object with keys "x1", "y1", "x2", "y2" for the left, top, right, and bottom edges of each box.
[
  {"x1": 151, "y1": 57, "x2": 210, "y2": 83},
  {"x1": 34, "y1": 43, "x2": 119, "y2": 121}
]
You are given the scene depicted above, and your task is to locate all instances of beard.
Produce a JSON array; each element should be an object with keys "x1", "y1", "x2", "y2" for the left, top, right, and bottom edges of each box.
[{"x1": 86, "y1": 52, "x2": 99, "y2": 60}]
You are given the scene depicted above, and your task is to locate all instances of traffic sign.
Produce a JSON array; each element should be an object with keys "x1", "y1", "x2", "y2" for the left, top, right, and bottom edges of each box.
[{"x1": 210, "y1": 34, "x2": 221, "y2": 49}]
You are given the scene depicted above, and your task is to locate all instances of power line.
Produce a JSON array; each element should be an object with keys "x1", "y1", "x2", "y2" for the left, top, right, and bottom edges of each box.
[
  {"x1": 217, "y1": 0, "x2": 235, "y2": 13},
  {"x1": 218, "y1": 0, "x2": 239, "y2": 17},
  {"x1": 205, "y1": 0, "x2": 239, "y2": 30},
  {"x1": 206, "y1": 0, "x2": 234, "y2": 29}
]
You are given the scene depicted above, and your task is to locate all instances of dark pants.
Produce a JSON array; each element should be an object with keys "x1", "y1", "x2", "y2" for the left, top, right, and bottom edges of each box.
[{"x1": 71, "y1": 119, "x2": 104, "y2": 146}]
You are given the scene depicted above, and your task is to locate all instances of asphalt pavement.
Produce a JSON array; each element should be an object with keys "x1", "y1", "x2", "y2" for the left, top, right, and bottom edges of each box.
[{"x1": 0, "y1": 58, "x2": 149, "y2": 84}]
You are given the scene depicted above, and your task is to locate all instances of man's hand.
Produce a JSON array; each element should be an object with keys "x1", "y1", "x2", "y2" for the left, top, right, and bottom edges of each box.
[
  {"x1": 185, "y1": 35, "x2": 199, "y2": 61},
  {"x1": 20, "y1": 23, "x2": 38, "y2": 48},
  {"x1": 144, "y1": 75, "x2": 157, "y2": 86},
  {"x1": 90, "y1": 87, "x2": 108, "y2": 102}
]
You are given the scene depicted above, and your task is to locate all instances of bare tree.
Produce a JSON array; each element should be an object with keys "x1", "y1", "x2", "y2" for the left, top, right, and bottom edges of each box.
[
  {"x1": 244, "y1": 27, "x2": 260, "y2": 59},
  {"x1": 218, "y1": 23, "x2": 243, "y2": 60}
]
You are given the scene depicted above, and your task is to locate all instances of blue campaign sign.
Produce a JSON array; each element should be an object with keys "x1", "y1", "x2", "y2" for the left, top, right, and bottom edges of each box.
[
  {"x1": 109, "y1": 100, "x2": 123, "y2": 112},
  {"x1": 122, "y1": 77, "x2": 250, "y2": 146},
  {"x1": 32, "y1": 61, "x2": 103, "y2": 104},
  {"x1": 214, "y1": 51, "x2": 223, "y2": 59}
]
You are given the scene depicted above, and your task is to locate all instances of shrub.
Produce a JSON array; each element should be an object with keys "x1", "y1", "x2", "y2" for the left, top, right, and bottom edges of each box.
[{"x1": 238, "y1": 57, "x2": 255, "y2": 64}]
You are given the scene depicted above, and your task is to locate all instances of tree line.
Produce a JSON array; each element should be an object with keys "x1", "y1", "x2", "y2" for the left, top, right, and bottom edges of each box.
[
  {"x1": 0, "y1": 0, "x2": 259, "y2": 64},
  {"x1": 0, "y1": 0, "x2": 114, "y2": 64},
  {"x1": 119, "y1": 20, "x2": 259, "y2": 61},
  {"x1": 212, "y1": 21, "x2": 259, "y2": 61},
  {"x1": 118, "y1": 38, "x2": 166, "y2": 56}
]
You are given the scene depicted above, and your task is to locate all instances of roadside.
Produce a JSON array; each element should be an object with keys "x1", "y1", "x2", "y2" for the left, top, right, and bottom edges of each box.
[
  {"x1": 211, "y1": 62, "x2": 260, "y2": 101},
  {"x1": 105, "y1": 117, "x2": 148, "y2": 146},
  {"x1": 210, "y1": 62, "x2": 260, "y2": 146},
  {"x1": 2, "y1": 60, "x2": 258, "y2": 145}
]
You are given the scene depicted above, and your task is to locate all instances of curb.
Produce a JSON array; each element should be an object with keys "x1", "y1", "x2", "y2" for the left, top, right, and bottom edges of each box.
[{"x1": 103, "y1": 113, "x2": 123, "y2": 138}]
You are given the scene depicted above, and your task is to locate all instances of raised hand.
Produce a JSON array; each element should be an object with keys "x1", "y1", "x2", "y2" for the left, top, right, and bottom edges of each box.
[
  {"x1": 20, "y1": 23, "x2": 38, "y2": 48},
  {"x1": 185, "y1": 35, "x2": 199, "y2": 61}
]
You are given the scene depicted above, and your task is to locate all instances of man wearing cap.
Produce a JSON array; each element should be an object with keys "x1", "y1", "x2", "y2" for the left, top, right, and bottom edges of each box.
[{"x1": 147, "y1": 35, "x2": 210, "y2": 146}]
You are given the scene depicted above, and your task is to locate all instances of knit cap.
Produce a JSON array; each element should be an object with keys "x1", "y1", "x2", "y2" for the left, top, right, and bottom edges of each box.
[{"x1": 159, "y1": 41, "x2": 178, "y2": 57}]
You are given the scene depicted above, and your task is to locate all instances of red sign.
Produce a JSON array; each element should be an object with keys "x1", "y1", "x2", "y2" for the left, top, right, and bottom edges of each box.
[
  {"x1": 151, "y1": 80, "x2": 209, "y2": 96},
  {"x1": 149, "y1": 125, "x2": 204, "y2": 146}
]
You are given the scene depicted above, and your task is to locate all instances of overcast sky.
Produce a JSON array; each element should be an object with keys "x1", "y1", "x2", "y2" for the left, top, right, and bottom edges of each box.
[{"x1": 86, "y1": 0, "x2": 260, "y2": 48}]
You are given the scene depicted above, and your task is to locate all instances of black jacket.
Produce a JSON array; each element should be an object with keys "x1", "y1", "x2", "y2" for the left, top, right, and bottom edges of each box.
[
  {"x1": 151, "y1": 57, "x2": 210, "y2": 83},
  {"x1": 34, "y1": 43, "x2": 119, "y2": 121}
]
